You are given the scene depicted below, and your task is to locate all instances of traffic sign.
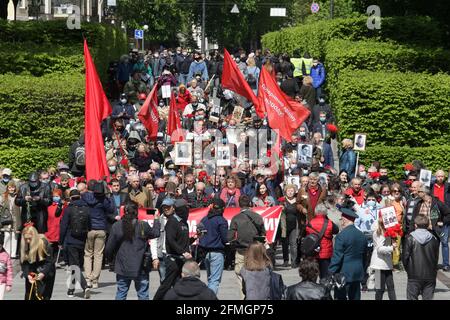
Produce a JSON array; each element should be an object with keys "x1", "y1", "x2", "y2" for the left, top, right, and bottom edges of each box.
[
  {"x1": 134, "y1": 29, "x2": 144, "y2": 39},
  {"x1": 311, "y1": 2, "x2": 320, "y2": 13}
]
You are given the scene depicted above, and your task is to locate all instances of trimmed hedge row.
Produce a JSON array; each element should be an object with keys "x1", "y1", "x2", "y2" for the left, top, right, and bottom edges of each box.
[
  {"x1": 261, "y1": 16, "x2": 445, "y2": 58},
  {"x1": 0, "y1": 72, "x2": 84, "y2": 148},
  {"x1": 0, "y1": 20, "x2": 127, "y2": 80},
  {"x1": 0, "y1": 147, "x2": 69, "y2": 179},
  {"x1": 332, "y1": 70, "x2": 450, "y2": 148},
  {"x1": 326, "y1": 39, "x2": 450, "y2": 77},
  {"x1": 359, "y1": 145, "x2": 450, "y2": 180}
]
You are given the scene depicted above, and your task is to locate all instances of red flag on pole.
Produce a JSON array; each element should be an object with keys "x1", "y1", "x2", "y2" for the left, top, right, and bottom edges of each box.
[
  {"x1": 138, "y1": 84, "x2": 160, "y2": 140},
  {"x1": 257, "y1": 66, "x2": 310, "y2": 142},
  {"x1": 221, "y1": 49, "x2": 265, "y2": 118},
  {"x1": 168, "y1": 91, "x2": 182, "y2": 138},
  {"x1": 84, "y1": 39, "x2": 112, "y2": 181}
]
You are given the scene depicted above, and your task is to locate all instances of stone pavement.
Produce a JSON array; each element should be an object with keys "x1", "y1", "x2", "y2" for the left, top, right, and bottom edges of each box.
[{"x1": 5, "y1": 248, "x2": 450, "y2": 300}]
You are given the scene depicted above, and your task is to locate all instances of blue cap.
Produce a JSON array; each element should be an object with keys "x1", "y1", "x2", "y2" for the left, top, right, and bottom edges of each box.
[{"x1": 161, "y1": 198, "x2": 175, "y2": 207}]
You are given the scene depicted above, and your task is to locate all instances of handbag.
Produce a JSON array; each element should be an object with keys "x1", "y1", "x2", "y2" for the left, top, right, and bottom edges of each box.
[
  {"x1": 139, "y1": 221, "x2": 153, "y2": 273},
  {"x1": 0, "y1": 205, "x2": 13, "y2": 226}
]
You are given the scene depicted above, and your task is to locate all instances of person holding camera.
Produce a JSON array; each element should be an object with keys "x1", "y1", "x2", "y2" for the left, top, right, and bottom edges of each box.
[
  {"x1": 198, "y1": 198, "x2": 228, "y2": 295},
  {"x1": 15, "y1": 172, "x2": 52, "y2": 234},
  {"x1": 106, "y1": 202, "x2": 160, "y2": 300}
]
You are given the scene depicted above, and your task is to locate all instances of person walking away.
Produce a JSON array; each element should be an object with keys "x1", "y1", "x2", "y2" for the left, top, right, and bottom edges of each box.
[
  {"x1": 306, "y1": 203, "x2": 339, "y2": 279},
  {"x1": 227, "y1": 195, "x2": 266, "y2": 299},
  {"x1": 0, "y1": 233, "x2": 12, "y2": 300},
  {"x1": 369, "y1": 217, "x2": 397, "y2": 300},
  {"x1": 198, "y1": 198, "x2": 228, "y2": 295},
  {"x1": 20, "y1": 225, "x2": 56, "y2": 300},
  {"x1": 284, "y1": 258, "x2": 332, "y2": 300},
  {"x1": 403, "y1": 215, "x2": 439, "y2": 300},
  {"x1": 59, "y1": 190, "x2": 92, "y2": 299},
  {"x1": 240, "y1": 242, "x2": 273, "y2": 300},
  {"x1": 106, "y1": 202, "x2": 160, "y2": 300},
  {"x1": 329, "y1": 207, "x2": 367, "y2": 300},
  {"x1": 164, "y1": 260, "x2": 217, "y2": 300},
  {"x1": 153, "y1": 198, "x2": 192, "y2": 300},
  {"x1": 82, "y1": 181, "x2": 115, "y2": 289}
]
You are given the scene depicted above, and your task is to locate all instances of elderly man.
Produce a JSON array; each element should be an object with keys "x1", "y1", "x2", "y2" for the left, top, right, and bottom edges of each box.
[
  {"x1": 297, "y1": 172, "x2": 327, "y2": 222},
  {"x1": 345, "y1": 178, "x2": 365, "y2": 206},
  {"x1": 191, "y1": 182, "x2": 211, "y2": 208},
  {"x1": 124, "y1": 174, "x2": 152, "y2": 208}
]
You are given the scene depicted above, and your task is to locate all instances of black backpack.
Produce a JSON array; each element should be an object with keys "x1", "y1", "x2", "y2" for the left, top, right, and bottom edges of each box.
[
  {"x1": 300, "y1": 219, "x2": 329, "y2": 257},
  {"x1": 69, "y1": 206, "x2": 90, "y2": 239}
]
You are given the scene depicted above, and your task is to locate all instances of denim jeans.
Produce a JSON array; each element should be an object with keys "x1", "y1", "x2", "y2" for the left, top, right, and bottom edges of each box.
[
  {"x1": 115, "y1": 272, "x2": 150, "y2": 300},
  {"x1": 441, "y1": 224, "x2": 449, "y2": 267},
  {"x1": 179, "y1": 73, "x2": 189, "y2": 85},
  {"x1": 204, "y1": 251, "x2": 225, "y2": 295},
  {"x1": 158, "y1": 256, "x2": 167, "y2": 284}
]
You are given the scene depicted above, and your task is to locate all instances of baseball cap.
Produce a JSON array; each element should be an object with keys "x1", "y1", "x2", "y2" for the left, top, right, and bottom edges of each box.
[
  {"x1": 211, "y1": 198, "x2": 225, "y2": 210},
  {"x1": 161, "y1": 198, "x2": 175, "y2": 207},
  {"x1": 69, "y1": 189, "x2": 81, "y2": 198},
  {"x1": 174, "y1": 199, "x2": 188, "y2": 209},
  {"x1": 2, "y1": 168, "x2": 11, "y2": 176}
]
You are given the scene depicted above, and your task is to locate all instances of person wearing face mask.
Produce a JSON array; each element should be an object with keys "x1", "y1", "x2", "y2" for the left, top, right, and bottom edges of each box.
[
  {"x1": 355, "y1": 191, "x2": 380, "y2": 291},
  {"x1": 151, "y1": 51, "x2": 165, "y2": 78},
  {"x1": 0, "y1": 168, "x2": 13, "y2": 195},
  {"x1": 15, "y1": 172, "x2": 52, "y2": 234},
  {"x1": 123, "y1": 71, "x2": 147, "y2": 105},
  {"x1": 182, "y1": 94, "x2": 206, "y2": 118},
  {"x1": 175, "y1": 84, "x2": 191, "y2": 113},
  {"x1": 187, "y1": 52, "x2": 209, "y2": 83},
  {"x1": 112, "y1": 93, "x2": 135, "y2": 124},
  {"x1": 176, "y1": 49, "x2": 193, "y2": 85},
  {"x1": 312, "y1": 94, "x2": 334, "y2": 123},
  {"x1": 45, "y1": 188, "x2": 66, "y2": 265},
  {"x1": 310, "y1": 58, "x2": 326, "y2": 99}
]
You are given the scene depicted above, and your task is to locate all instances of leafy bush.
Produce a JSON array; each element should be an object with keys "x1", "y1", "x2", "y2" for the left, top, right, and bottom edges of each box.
[
  {"x1": 360, "y1": 145, "x2": 450, "y2": 179},
  {"x1": 333, "y1": 70, "x2": 450, "y2": 148},
  {"x1": 0, "y1": 72, "x2": 84, "y2": 148},
  {"x1": 0, "y1": 147, "x2": 69, "y2": 179},
  {"x1": 261, "y1": 16, "x2": 445, "y2": 58}
]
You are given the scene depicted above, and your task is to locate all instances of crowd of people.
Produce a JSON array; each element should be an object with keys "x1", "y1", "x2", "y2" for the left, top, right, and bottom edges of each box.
[{"x1": 0, "y1": 45, "x2": 447, "y2": 301}]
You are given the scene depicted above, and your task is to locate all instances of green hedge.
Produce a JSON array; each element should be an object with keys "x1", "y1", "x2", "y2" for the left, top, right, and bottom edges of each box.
[
  {"x1": 360, "y1": 145, "x2": 450, "y2": 179},
  {"x1": 0, "y1": 147, "x2": 69, "y2": 179},
  {"x1": 326, "y1": 39, "x2": 450, "y2": 76},
  {"x1": 0, "y1": 72, "x2": 84, "y2": 148},
  {"x1": 0, "y1": 20, "x2": 127, "y2": 80},
  {"x1": 0, "y1": 45, "x2": 83, "y2": 76},
  {"x1": 333, "y1": 70, "x2": 450, "y2": 148},
  {"x1": 261, "y1": 16, "x2": 445, "y2": 58}
]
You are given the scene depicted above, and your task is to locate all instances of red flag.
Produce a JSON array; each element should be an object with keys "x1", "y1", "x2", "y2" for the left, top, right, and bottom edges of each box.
[
  {"x1": 84, "y1": 40, "x2": 112, "y2": 181},
  {"x1": 258, "y1": 67, "x2": 310, "y2": 142},
  {"x1": 168, "y1": 91, "x2": 182, "y2": 139},
  {"x1": 221, "y1": 49, "x2": 265, "y2": 118},
  {"x1": 138, "y1": 84, "x2": 160, "y2": 139}
]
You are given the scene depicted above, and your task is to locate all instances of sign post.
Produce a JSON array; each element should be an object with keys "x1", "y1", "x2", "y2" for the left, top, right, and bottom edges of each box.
[{"x1": 134, "y1": 29, "x2": 143, "y2": 50}]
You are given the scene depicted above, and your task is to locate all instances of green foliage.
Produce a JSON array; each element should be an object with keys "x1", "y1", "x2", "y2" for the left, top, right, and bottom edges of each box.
[
  {"x1": 333, "y1": 70, "x2": 450, "y2": 148},
  {"x1": 326, "y1": 39, "x2": 450, "y2": 74},
  {"x1": 0, "y1": 72, "x2": 84, "y2": 148},
  {"x1": 261, "y1": 16, "x2": 445, "y2": 58},
  {"x1": 0, "y1": 147, "x2": 69, "y2": 179},
  {"x1": 360, "y1": 145, "x2": 450, "y2": 179}
]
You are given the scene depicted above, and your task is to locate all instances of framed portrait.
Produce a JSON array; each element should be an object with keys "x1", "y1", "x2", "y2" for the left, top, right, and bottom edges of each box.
[
  {"x1": 298, "y1": 144, "x2": 313, "y2": 165},
  {"x1": 353, "y1": 133, "x2": 367, "y2": 151},
  {"x1": 231, "y1": 105, "x2": 244, "y2": 123},
  {"x1": 419, "y1": 169, "x2": 432, "y2": 187},
  {"x1": 217, "y1": 145, "x2": 231, "y2": 167},
  {"x1": 284, "y1": 175, "x2": 300, "y2": 190},
  {"x1": 380, "y1": 206, "x2": 398, "y2": 228},
  {"x1": 174, "y1": 142, "x2": 192, "y2": 166}
]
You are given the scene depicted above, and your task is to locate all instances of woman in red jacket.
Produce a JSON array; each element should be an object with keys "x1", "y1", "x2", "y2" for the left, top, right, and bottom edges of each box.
[
  {"x1": 176, "y1": 84, "x2": 191, "y2": 113},
  {"x1": 45, "y1": 189, "x2": 66, "y2": 263},
  {"x1": 305, "y1": 203, "x2": 339, "y2": 279}
]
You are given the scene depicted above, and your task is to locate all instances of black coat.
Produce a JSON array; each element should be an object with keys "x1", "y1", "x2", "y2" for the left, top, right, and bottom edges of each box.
[
  {"x1": 284, "y1": 281, "x2": 332, "y2": 300},
  {"x1": 105, "y1": 219, "x2": 160, "y2": 278},
  {"x1": 15, "y1": 182, "x2": 52, "y2": 233},
  {"x1": 21, "y1": 238, "x2": 56, "y2": 280},
  {"x1": 402, "y1": 230, "x2": 439, "y2": 280},
  {"x1": 165, "y1": 214, "x2": 190, "y2": 256},
  {"x1": 164, "y1": 277, "x2": 218, "y2": 300},
  {"x1": 59, "y1": 199, "x2": 92, "y2": 248},
  {"x1": 411, "y1": 196, "x2": 450, "y2": 234}
]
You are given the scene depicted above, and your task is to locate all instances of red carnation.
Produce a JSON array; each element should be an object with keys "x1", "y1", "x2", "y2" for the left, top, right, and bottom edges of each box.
[
  {"x1": 326, "y1": 124, "x2": 338, "y2": 133},
  {"x1": 369, "y1": 171, "x2": 381, "y2": 179},
  {"x1": 404, "y1": 163, "x2": 414, "y2": 171},
  {"x1": 278, "y1": 196, "x2": 286, "y2": 203}
]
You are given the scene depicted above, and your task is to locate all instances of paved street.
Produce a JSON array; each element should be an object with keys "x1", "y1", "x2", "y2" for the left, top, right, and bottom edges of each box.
[{"x1": 5, "y1": 248, "x2": 450, "y2": 300}]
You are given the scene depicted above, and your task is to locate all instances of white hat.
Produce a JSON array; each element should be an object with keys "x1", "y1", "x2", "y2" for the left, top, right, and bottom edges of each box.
[{"x1": 2, "y1": 168, "x2": 11, "y2": 176}]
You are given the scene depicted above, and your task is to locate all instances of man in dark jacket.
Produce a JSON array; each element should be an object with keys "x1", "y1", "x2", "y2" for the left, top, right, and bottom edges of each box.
[
  {"x1": 59, "y1": 189, "x2": 91, "y2": 299},
  {"x1": 164, "y1": 260, "x2": 217, "y2": 300},
  {"x1": 285, "y1": 258, "x2": 332, "y2": 300},
  {"x1": 153, "y1": 198, "x2": 192, "y2": 300},
  {"x1": 329, "y1": 207, "x2": 367, "y2": 300},
  {"x1": 198, "y1": 198, "x2": 228, "y2": 295},
  {"x1": 15, "y1": 172, "x2": 52, "y2": 234},
  {"x1": 227, "y1": 195, "x2": 266, "y2": 300},
  {"x1": 68, "y1": 132, "x2": 85, "y2": 177},
  {"x1": 82, "y1": 181, "x2": 115, "y2": 288},
  {"x1": 105, "y1": 202, "x2": 160, "y2": 300},
  {"x1": 403, "y1": 215, "x2": 440, "y2": 300}
]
